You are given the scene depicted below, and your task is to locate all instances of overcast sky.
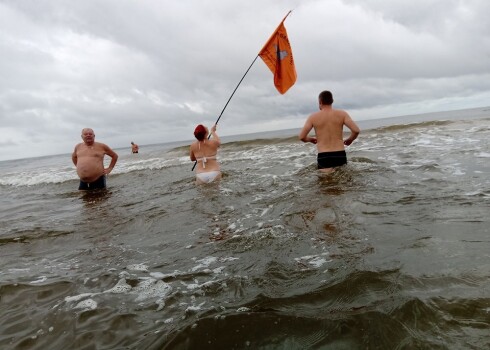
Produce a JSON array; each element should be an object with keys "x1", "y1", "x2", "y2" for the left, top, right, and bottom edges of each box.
[{"x1": 1, "y1": 0, "x2": 489, "y2": 161}]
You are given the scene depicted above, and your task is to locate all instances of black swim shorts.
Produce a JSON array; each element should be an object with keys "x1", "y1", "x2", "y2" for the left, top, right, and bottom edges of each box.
[
  {"x1": 317, "y1": 150, "x2": 347, "y2": 169},
  {"x1": 78, "y1": 175, "x2": 106, "y2": 190}
]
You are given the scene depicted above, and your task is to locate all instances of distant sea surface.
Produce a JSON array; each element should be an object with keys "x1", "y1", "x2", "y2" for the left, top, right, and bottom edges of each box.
[{"x1": 1, "y1": 107, "x2": 489, "y2": 349}]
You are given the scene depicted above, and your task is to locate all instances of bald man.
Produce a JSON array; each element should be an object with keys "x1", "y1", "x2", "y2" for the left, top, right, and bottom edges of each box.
[{"x1": 72, "y1": 128, "x2": 118, "y2": 190}]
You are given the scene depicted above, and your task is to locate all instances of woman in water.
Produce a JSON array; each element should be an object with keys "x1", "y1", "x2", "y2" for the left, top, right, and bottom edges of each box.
[{"x1": 190, "y1": 124, "x2": 221, "y2": 184}]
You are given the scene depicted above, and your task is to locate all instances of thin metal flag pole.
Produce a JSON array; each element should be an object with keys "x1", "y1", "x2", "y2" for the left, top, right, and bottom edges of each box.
[
  {"x1": 191, "y1": 54, "x2": 260, "y2": 171},
  {"x1": 191, "y1": 10, "x2": 293, "y2": 171},
  {"x1": 215, "y1": 55, "x2": 260, "y2": 127}
]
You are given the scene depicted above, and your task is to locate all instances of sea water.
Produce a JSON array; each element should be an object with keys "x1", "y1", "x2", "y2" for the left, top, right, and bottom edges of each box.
[{"x1": 0, "y1": 107, "x2": 489, "y2": 349}]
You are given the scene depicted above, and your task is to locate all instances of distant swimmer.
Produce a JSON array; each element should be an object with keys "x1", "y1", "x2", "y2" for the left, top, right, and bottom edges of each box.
[
  {"x1": 190, "y1": 124, "x2": 221, "y2": 184},
  {"x1": 72, "y1": 128, "x2": 118, "y2": 190},
  {"x1": 131, "y1": 141, "x2": 139, "y2": 154},
  {"x1": 299, "y1": 90, "x2": 360, "y2": 173}
]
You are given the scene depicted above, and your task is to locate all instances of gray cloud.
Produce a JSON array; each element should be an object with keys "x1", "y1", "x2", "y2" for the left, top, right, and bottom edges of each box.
[{"x1": 0, "y1": 0, "x2": 489, "y2": 160}]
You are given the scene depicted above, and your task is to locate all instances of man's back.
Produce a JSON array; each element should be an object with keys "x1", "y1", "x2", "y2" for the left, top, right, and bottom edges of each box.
[
  {"x1": 309, "y1": 107, "x2": 350, "y2": 153},
  {"x1": 299, "y1": 90, "x2": 360, "y2": 172}
]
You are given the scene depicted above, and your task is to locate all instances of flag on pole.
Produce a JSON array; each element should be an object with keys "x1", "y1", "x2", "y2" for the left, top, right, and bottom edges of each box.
[{"x1": 258, "y1": 12, "x2": 297, "y2": 94}]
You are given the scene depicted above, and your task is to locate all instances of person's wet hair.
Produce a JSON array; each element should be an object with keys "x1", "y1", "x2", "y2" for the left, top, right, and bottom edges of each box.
[
  {"x1": 319, "y1": 91, "x2": 334, "y2": 105},
  {"x1": 194, "y1": 124, "x2": 207, "y2": 141}
]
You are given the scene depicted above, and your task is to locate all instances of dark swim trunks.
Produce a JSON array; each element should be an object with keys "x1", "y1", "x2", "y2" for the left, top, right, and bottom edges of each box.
[
  {"x1": 78, "y1": 175, "x2": 106, "y2": 190},
  {"x1": 317, "y1": 150, "x2": 347, "y2": 169}
]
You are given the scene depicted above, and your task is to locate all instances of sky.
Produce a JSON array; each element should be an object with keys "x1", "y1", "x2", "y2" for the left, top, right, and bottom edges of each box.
[{"x1": 1, "y1": 0, "x2": 489, "y2": 161}]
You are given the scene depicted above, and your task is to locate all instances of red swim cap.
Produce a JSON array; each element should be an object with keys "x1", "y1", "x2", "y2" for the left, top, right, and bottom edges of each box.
[{"x1": 194, "y1": 124, "x2": 206, "y2": 141}]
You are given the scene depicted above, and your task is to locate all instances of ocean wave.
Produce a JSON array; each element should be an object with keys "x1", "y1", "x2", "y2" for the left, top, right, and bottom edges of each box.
[
  {"x1": 1, "y1": 117, "x2": 487, "y2": 187},
  {"x1": 0, "y1": 156, "x2": 189, "y2": 187},
  {"x1": 374, "y1": 119, "x2": 454, "y2": 132}
]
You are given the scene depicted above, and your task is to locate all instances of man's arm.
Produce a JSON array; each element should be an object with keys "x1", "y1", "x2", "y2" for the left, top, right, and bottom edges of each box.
[
  {"x1": 103, "y1": 144, "x2": 118, "y2": 174},
  {"x1": 71, "y1": 146, "x2": 78, "y2": 166},
  {"x1": 343, "y1": 114, "x2": 360, "y2": 146},
  {"x1": 299, "y1": 117, "x2": 317, "y2": 144}
]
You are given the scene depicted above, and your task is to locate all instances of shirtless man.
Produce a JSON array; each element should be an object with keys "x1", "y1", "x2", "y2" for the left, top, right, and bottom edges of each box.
[
  {"x1": 130, "y1": 141, "x2": 139, "y2": 154},
  {"x1": 299, "y1": 90, "x2": 360, "y2": 173},
  {"x1": 72, "y1": 128, "x2": 118, "y2": 190}
]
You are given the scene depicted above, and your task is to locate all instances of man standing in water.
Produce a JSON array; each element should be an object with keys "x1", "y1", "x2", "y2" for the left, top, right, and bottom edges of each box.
[
  {"x1": 299, "y1": 90, "x2": 360, "y2": 173},
  {"x1": 130, "y1": 141, "x2": 139, "y2": 154},
  {"x1": 72, "y1": 128, "x2": 118, "y2": 190}
]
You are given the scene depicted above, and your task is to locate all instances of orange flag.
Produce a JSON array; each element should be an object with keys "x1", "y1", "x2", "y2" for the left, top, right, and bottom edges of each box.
[{"x1": 258, "y1": 12, "x2": 297, "y2": 94}]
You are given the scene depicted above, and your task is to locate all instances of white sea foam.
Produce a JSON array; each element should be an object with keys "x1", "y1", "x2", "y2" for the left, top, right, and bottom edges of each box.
[
  {"x1": 149, "y1": 272, "x2": 167, "y2": 279},
  {"x1": 133, "y1": 279, "x2": 172, "y2": 302},
  {"x1": 308, "y1": 257, "x2": 328, "y2": 268},
  {"x1": 191, "y1": 256, "x2": 218, "y2": 272},
  {"x1": 220, "y1": 257, "x2": 239, "y2": 262},
  {"x1": 185, "y1": 302, "x2": 206, "y2": 313},
  {"x1": 8, "y1": 268, "x2": 30, "y2": 273},
  {"x1": 104, "y1": 278, "x2": 132, "y2": 294},
  {"x1": 213, "y1": 266, "x2": 226, "y2": 274},
  {"x1": 74, "y1": 299, "x2": 97, "y2": 310},
  {"x1": 0, "y1": 170, "x2": 76, "y2": 187},
  {"x1": 30, "y1": 276, "x2": 47, "y2": 284},
  {"x1": 65, "y1": 293, "x2": 95, "y2": 303},
  {"x1": 295, "y1": 253, "x2": 331, "y2": 268},
  {"x1": 260, "y1": 205, "x2": 273, "y2": 217},
  {"x1": 127, "y1": 263, "x2": 149, "y2": 272}
]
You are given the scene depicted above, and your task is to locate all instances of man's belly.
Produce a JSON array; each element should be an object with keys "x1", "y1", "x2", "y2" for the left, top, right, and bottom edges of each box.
[{"x1": 76, "y1": 159, "x2": 104, "y2": 183}]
